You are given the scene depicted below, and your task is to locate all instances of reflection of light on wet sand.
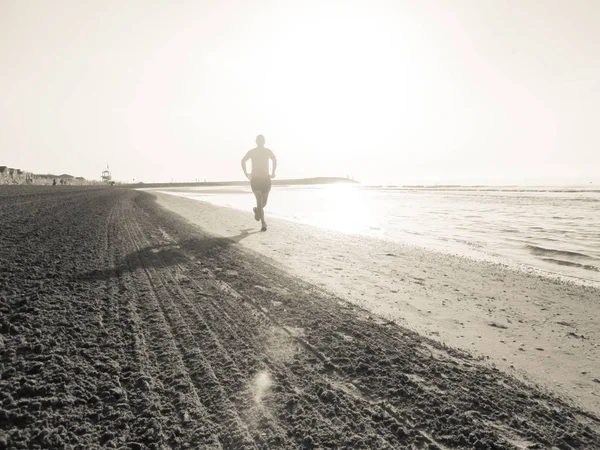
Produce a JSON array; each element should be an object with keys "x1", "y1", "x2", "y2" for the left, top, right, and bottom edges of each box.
[
  {"x1": 317, "y1": 184, "x2": 380, "y2": 234},
  {"x1": 152, "y1": 184, "x2": 385, "y2": 238}
]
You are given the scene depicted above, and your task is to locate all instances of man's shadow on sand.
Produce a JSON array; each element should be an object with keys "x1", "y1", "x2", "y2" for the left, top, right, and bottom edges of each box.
[{"x1": 78, "y1": 229, "x2": 260, "y2": 282}]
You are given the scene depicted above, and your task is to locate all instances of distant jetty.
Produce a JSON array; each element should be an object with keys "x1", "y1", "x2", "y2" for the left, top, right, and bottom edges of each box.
[{"x1": 123, "y1": 177, "x2": 358, "y2": 189}]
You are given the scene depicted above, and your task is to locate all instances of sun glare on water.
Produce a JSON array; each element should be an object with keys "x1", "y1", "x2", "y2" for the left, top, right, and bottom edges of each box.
[{"x1": 315, "y1": 184, "x2": 379, "y2": 235}]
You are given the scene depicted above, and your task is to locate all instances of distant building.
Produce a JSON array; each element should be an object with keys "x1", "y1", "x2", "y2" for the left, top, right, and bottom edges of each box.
[
  {"x1": 0, "y1": 166, "x2": 32, "y2": 184},
  {"x1": 0, "y1": 165, "x2": 87, "y2": 185},
  {"x1": 101, "y1": 165, "x2": 112, "y2": 183}
]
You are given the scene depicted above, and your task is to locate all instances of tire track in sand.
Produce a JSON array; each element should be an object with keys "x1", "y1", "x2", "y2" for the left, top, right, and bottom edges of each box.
[
  {"x1": 122, "y1": 205, "x2": 258, "y2": 448},
  {"x1": 96, "y1": 195, "x2": 220, "y2": 448},
  {"x1": 142, "y1": 228, "x2": 363, "y2": 447},
  {"x1": 137, "y1": 226, "x2": 419, "y2": 448}
]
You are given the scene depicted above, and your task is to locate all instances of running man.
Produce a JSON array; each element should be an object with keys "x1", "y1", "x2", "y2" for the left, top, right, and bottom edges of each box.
[{"x1": 241, "y1": 135, "x2": 277, "y2": 231}]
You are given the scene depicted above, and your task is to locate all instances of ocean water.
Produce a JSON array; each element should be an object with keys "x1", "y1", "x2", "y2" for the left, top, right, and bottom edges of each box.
[{"x1": 151, "y1": 185, "x2": 600, "y2": 284}]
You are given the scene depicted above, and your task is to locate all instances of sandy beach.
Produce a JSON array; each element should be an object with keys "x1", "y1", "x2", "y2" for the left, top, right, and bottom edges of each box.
[
  {"x1": 1, "y1": 186, "x2": 599, "y2": 449},
  {"x1": 154, "y1": 192, "x2": 600, "y2": 416}
]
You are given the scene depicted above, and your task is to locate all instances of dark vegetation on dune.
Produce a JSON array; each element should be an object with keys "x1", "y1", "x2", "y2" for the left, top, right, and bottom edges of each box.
[{"x1": 1, "y1": 186, "x2": 599, "y2": 449}]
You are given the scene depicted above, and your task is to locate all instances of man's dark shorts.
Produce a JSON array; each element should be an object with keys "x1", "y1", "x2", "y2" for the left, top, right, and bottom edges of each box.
[{"x1": 251, "y1": 177, "x2": 271, "y2": 193}]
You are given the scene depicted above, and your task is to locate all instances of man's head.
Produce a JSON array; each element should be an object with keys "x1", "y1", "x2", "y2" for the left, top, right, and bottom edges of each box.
[{"x1": 256, "y1": 135, "x2": 265, "y2": 147}]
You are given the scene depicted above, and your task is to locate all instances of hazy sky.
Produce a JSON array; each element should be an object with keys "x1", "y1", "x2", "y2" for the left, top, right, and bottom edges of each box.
[{"x1": 2, "y1": 0, "x2": 599, "y2": 184}]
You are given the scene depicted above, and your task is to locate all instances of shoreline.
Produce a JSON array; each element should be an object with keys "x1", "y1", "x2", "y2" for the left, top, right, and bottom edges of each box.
[
  {"x1": 147, "y1": 185, "x2": 600, "y2": 286},
  {"x1": 154, "y1": 191, "x2": 600, "y2": 416},
  {"x1": 125, "y1": 177, "x2": 357, "y2": 189}
]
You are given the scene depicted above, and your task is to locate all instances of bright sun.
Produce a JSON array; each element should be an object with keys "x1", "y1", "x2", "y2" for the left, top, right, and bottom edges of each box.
[{"x1": 220, "y1": 1, "x2": 441, "y2": 157}]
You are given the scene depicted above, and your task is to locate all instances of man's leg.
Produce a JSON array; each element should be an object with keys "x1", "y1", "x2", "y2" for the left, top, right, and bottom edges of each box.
[
  {"x1": 260, "y1": 190, "x2": 268, "y2": 230},
  {"x1": 260, "y1": 183, "x2": 271, "y2": 231},
  {"x1": 253, "y1": 191, "x2": 263, "y2": 221}
]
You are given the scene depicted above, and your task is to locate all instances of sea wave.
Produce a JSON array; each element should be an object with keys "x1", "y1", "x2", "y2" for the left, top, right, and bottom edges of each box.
[
  {"x1": 526, "y1": 244, "x2": 595, "y2": 261},
  {"x1": 541, "y1": 258, "x2": 600, "y2": 272},
  {"x1": 439, "y1": 236, "x2": 483, "y2": 248},
  {"x1": 362, "y1": 185, "x2": 600, "y2": 194}
]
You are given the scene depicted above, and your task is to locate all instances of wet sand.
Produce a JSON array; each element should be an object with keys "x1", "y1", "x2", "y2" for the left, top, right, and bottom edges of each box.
[{"x1": 1, "y1": 186, "x2": 599, "y2": 449}]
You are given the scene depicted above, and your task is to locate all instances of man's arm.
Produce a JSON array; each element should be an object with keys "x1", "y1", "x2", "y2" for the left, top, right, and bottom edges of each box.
[
  {"x1": 270, "y1": 151, "x2": 277, "y2": 178},
  {"x1": 241, "y1": 151, "x2": 251, "y2": 179}
]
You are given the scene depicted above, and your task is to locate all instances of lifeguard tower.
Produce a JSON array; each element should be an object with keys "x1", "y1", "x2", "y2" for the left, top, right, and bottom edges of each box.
[{"x1": 101, "y1": 165, "x2": 112, "y2": 183}]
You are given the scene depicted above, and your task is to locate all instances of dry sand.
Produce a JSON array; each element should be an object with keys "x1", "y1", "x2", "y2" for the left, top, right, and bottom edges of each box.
[
  {"x1": 1, "y1": 185, "x2": 599, "y2": 449},
  {"x1": 154, "y1": 192, "x2": 600, "y2": 417}
]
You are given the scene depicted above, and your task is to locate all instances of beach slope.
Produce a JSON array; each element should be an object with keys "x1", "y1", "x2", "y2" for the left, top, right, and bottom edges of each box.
[
  {"x1": 155, "y1": 192, "x2": 600, "y2": 417},
  {"x1": 1, "y1": 186, "x2": 599, "y2": 448}
]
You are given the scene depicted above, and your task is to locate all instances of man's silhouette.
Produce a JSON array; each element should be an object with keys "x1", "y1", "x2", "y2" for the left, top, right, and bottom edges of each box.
[{"x1": 241, "y1": 135, "x2": 277, "y2": 231}]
